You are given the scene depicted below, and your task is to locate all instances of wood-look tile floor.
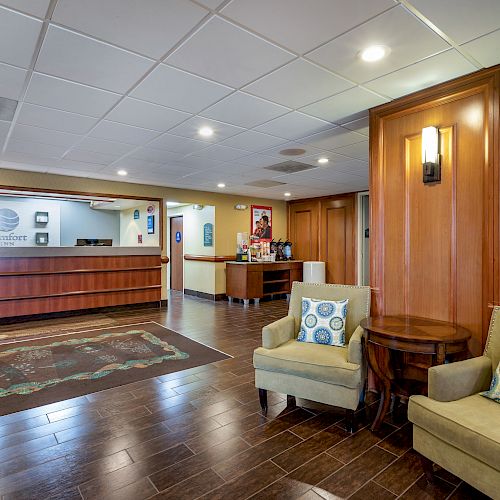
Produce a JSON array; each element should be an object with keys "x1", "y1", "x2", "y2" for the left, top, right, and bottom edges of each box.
[{"x1": 0, "y1": 292, "x2": 487, "y2": 500}]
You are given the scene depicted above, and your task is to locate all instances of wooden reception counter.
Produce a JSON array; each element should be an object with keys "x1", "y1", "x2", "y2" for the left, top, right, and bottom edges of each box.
[
  {"x1": 226, "y1": 260, "x2": 303, "y2": 305},
  {"x1": 0, "y1": 247, "x2": 162, "y2": 319}
]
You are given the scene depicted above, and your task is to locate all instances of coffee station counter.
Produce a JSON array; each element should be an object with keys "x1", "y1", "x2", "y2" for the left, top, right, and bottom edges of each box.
[{"x1": 225, "y1": 260, "x2": 303, "y2": 305}]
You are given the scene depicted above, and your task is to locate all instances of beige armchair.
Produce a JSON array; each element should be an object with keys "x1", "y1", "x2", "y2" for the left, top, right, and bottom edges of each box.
[
  {"x1": 253, "y1": 282, "x2": 371, "y2": 432},
  {"x1": 408, "y1": 307, "x2": 500, "y2": 498}
]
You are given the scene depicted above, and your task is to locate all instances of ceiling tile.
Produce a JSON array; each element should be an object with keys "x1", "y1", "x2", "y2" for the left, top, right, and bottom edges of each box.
[
  {"x1": 0, "y1": 6, "x2": 42, "y2": 68},
  {"x1": 0, "y1": 119, "x2": 10, "y2": 143},
  {"x1": 64, "y1": 148, "x2": 119, "y2": 165},
  {"x1": 17, "y1": 103, "x2": 97, "y2": 134},
  {"x1": 89, "y1": 120, "x2": 159, "y2": 146},
  {"x1": 196, "y1": 0, "x2": 225, "y2": 9},
  {"x1": 255, "y1": 111, "x2": 333, "y2": 140},
  {"x1": 53, "y1": 0, "x2": 207, "y2": 59},
  {"x1": 342, "y1": 116, "x2": 369, "y2": 136},
  {"x1": 129, "y1": 147, "x2": 183, "y2": 164},
  {"x1": 190, "y1": 144, "x2": 248, "y2": 162},
  {"x1": 409, "y1": 0, "x2": 500, "y2": 44},
  {"x1": 25, "y1": 73, "x2": 121, "y2": 117},
  {"x1": 5, "y1": 139, "x2": 67, "y2": 159},
  {"x1": 131, "y1": 64, "x2": 232, "y2": 113},
  {"x1": 244, "y1": 59, "x2": 354, "y2": 108},
  {"x1": 301, "y1": 127, "x2": 367, "y2": 151},
  {"x1": 11, "y1": 123, "x2": 82, "y2": 148},
  {"x1": 166, "y1": 17, "x2": 294, "y2": 88},
  {"x1": 333, "y1": 141, "x2": 369, "y2": 161},
  {"x1": 36, "y1": 25, "x2": 155, "y2": 93},
  {"x1": 53, "y1": 159, "x2": 106, "y2": 172},
  {"x1": 106, "y1": 98, "x2": 190, "y2": 132},
  {"x1": 0, "y1": 62, "x2": 27, "y2": 100},
  {"x1": 308, "y1": 6, "x2": 450, "y2": 84},
  {"x1": 219, "y1": 130, "x2": 287, "y2": 152},
  {"x1": 76, "y1": 136, "x2": 135, "y2": 156},
  {"x1": 365, "y1": 49, "x2": 476, "y2": 99},
  {"x1": 461, "y1": 29, "x2": 500, "y2": 68},
  {"x1": 230, "y1": 153, "x2": 281, "y2": 168},
  {"x1": 221, "y1": 0, "x2": 394, "y2": 54},
  {"x1": 148, "y1": 133, "x2": 208, "y2": 155},
  {"x1": 0, "y1": 0, "x2": 50, "y2": 18},
  {"x1": 301, "y1": 87, "x2": 388, "y2": 123},
  {"x1": 260, "y1": 141, "x2": 327, "y2": 159},
  {"x1": 201, "y1": 92, "x2": 289, "y2": 128},
  {"x1": 168, "y1": 116, "x2": 244, "y2": 143}
]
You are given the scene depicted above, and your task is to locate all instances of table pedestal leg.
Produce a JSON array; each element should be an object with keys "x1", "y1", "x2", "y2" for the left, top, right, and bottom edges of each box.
[{"x1": 366, "y1": 341, "x2": 392, "y2": 432}]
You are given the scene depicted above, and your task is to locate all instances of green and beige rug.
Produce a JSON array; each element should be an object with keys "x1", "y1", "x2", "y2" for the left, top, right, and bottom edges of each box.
[{"x1": 0, "y1": 322, "x2": 229, "y2": 415}]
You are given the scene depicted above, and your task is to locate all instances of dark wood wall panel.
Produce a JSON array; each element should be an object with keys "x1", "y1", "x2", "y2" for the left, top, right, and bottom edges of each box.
[
  {"x1": 370, "y1": 66, "x2": 500, "y2": 355},
  {"x1": 0, "y1": 254, "x2": 162, "y2": 318}
]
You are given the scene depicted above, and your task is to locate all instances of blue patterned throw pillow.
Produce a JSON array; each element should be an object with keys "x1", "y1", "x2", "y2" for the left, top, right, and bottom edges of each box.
[
  {"x1": 480, "y1": 361, "x2": 500, "y2": 403},
  {"x1": 297, "y1": 297, "x2": 348, "y2": 347}
]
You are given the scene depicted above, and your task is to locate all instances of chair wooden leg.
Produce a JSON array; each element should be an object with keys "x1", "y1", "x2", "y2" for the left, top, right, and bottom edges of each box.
[
  {"x1": 286, "y1": 395, "x2": 296, "y2": 408},
  {"x1": 258, "y1": 388, "x2": 268, "y2": 415},
  {"x1": 345, "y1": 408, "x2": 356, "y2": 433},
  {"x1": 420, "y1": 455, "x2": 435, "y2": 484}
]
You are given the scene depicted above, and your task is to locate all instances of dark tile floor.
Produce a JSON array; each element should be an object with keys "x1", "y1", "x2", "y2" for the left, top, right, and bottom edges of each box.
[{"x1": 0, "y1": 292, "x2": 488, "y2": 499}]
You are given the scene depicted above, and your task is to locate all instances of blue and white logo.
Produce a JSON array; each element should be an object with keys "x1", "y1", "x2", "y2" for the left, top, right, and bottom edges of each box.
[{"x1": 0, "y1": 209, "x2": 19, "y2": 232}]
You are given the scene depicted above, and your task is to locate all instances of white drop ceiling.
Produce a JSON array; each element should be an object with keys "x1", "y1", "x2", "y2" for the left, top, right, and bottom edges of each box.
[{"x1": 0, "y1": 0, "x2": 498, "y2": 200}]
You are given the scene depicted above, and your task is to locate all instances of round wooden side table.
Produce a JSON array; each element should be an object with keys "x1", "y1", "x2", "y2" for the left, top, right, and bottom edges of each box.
[{"x1": 360, "y1": 315, "x2": 471, "y2": 432}]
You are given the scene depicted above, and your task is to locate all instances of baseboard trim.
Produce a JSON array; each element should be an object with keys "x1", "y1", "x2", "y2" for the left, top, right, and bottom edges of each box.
[
  {"x1": 184, "y1": 289, "x2": 227, "y2": 301},
  {"x1": 1, "y1": 300, "x2": 166, "y2": 325}
]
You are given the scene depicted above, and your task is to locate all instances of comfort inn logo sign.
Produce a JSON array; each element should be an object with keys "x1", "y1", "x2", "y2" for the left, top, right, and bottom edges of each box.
[{"x1": 0, "y1": 208, "x2": 28, "y2": 246}]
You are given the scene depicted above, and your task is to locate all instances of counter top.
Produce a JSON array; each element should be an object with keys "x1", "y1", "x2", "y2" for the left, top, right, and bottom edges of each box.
[
  {"x1": 226, "y1": 260, "x2": 303, "y2": 265},
  {"x1": 0, "y1": 246, "x2": 161, "y2": 258}
]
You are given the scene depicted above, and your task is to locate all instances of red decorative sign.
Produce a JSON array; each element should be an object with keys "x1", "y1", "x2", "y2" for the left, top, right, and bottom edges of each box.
[{"x1": 251, "y1": 205, "x2": 272, "y2": 241}]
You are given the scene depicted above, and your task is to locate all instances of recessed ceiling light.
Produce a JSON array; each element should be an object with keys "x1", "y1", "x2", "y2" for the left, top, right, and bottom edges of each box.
[
  {"x1": 217, "y1": 183, "x2": 226, "y2": 188},
  {"x1": 360, "y1": 45, "x2": 389, "y2": 62},
  {"x1": 115, "y1": 205, "x2": 120, "y2": 208},
  {"x1": 117, "y1": 169, "x2": 127, "y2": 176},
  {"x1": 199, "y1": 126, "x2": 214, "y2": 137},
  {"x1": 317, "y1": 157, "x2": 329, "y2": 164},
  {"x1": 284, "y1": 192, "x2": 291, "y2": 197}
]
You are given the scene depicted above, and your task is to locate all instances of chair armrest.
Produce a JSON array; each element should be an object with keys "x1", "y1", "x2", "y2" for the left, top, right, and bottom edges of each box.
[
  {"x1": 262, "y1": 315, "x2": 296, "y2": 349},
  {"x1": 428, "y1": 356, "x2": 492, "y2": 402},
  {"x1": 347, "y1": 325, "x2": 365, "y2": 365}
]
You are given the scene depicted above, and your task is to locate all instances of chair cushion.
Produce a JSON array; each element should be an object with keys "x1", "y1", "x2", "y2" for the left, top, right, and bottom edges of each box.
[
  {"x1": 480, "y1": 361, "x2": 500, "y2": 403},
  {"x1": 409, "y1": 394, "x2": 500, "y2": 470},
  {"x1": 253, "y1": 339, "x2": 361, "y2": 388},
  {"x1": 298, "y1": 297, "x2": 348, "y2": 347}
]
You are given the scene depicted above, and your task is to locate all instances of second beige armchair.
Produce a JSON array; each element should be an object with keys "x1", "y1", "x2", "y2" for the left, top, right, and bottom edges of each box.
[{"x1": 253, "y1": 281, "x2": 371, "y2": 432}]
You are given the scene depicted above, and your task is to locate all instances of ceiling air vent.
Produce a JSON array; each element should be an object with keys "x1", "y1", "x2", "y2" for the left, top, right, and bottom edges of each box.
[
  {"x1": 0, "y1": 97, "x2": 18, "y2": 121},
  {"x1": 244, "y1": 179, "x2": 286, "y2": 188},
  {"x1": 264, "y1": 161, "x2": 318, "y2": 174}
]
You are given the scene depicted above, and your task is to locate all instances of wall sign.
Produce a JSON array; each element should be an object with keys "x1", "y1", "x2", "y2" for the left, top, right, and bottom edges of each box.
[
  {"x1": 138, "y1": 234, "x2": 143, "y2": 244},
  {"x1": 147, "y1": 214, "x2": 155, "y2": 234},
  {"x1": 203, "y1": 222, "x2": 213, "y2": 247},
  {"x1": 147, "y1": 205, "x2": 155, "y2": 214},
  {"x1": 175, "y1": 231, "x2": 182, "y2": 243},
  {"x1": 133, "y1": 209, "x2": 140, "y2": 220}
]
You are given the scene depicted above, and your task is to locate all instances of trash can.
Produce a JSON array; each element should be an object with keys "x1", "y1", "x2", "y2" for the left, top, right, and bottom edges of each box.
[{"x1": 303, "y1": 261, "x2": 326, "y2": 283}]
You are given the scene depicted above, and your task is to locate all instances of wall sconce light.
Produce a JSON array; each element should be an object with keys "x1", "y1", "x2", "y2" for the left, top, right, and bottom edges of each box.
[
  {"x1": 234, "y1": 204, "x2": 248, "y2": 211},
  {"x1": 192, "y1": 204, "x2": 204, "y2": 210},
  {"x1": 422, "y1": 126, "x2": 441, "y2": 183}
]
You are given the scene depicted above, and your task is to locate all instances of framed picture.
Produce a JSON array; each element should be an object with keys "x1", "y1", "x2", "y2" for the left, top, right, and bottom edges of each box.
[{"x1": 251, "y1": 205, "x2": 272, "y2": 241}]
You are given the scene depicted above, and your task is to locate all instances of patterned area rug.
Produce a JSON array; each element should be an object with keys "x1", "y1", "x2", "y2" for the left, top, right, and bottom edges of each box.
[{"x1": 0, "y1": 322, "x2": 229, "y2": 415}]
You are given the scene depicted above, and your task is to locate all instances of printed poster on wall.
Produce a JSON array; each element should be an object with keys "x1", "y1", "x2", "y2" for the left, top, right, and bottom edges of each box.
[
  {"x1": 250, "y1": 205, "x2": 272, "y2": 241},
  {"x1": 0, "y1": 200, "x2": 60, "y2": 247}
]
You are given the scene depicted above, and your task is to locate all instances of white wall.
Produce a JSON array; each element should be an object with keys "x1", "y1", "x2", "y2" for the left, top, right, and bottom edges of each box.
[
  {"x1": 119, "y1": 201, "x2": 160, "y2": 247},
  {"x1": 166, "y1": 204, "x2": 216, "y2": 293}
]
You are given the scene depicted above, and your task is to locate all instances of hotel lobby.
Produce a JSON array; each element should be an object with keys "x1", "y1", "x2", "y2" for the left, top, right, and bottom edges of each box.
[{"x1": 0, "y1": 1, "x2": 499, "y2": 499}]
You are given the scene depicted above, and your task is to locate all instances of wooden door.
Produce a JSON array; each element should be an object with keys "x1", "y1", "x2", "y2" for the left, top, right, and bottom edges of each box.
[
  {"x1": 320, "y1": 195, "x2": 356, "y2": 284},
  {"x1": 170, "y1": 216, "x2": 183, "y2": 291},
  {"x1": 288, "y1": 200, "x2": 320, "y2": 261}
]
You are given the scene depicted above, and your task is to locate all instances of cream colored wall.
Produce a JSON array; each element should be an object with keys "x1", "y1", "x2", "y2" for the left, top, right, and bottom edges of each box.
[
  {"x1": 119, "y1": 202, "x2": 159, "y2": 247},
  {"x1": 0, "y1": 168, "x2": 288, "y2": 297}
]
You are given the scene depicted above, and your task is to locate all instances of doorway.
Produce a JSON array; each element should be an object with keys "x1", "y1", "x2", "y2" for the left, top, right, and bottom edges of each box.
[
  {"x1": 357, "y1": 192, "x2": 370, "y2": 286},
  {"x1": 170, "y1": 216, "x2": 183, "y2": 291}
]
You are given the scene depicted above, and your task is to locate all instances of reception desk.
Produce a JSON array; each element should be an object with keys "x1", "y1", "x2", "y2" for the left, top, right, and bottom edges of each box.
[{"x1": 0, "y1": 247, "x2": 162, "y2": 319}]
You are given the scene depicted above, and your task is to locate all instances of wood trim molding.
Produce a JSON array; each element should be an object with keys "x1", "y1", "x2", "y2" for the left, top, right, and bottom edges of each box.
[
  {"x1": 0, "y1": 266, "x2": 162, "y2": 277},
  {"x1": 0, "y1": 285, "x2": 162, "y2": 302},
  {"x1": 184, "y1": 254, "x2": 234, "y2": 262}
]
